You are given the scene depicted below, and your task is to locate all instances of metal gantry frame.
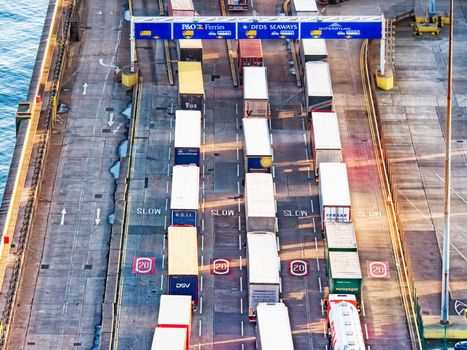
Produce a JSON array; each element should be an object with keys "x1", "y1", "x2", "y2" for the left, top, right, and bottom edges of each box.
[{"x1": 129, "y1": 15, "x2": 388, "y2": 75}]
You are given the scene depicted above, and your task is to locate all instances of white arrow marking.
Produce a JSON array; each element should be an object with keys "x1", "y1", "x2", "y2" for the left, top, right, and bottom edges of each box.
[
  {"x1": 108, "y1": 112, "x2": 114, "y2": 127},
  {"x1": 82, "y1": 82, "x2": 88, "y2": 95},
  {"x1": 95, "y1": 208, "x2": 101, "y2": 226},
  {"x1": 60, "y1": 208, "x2": 67, "y2": 225},
  {"x1": 97, "y1": 10, "x2": 103, "y2": 15},
  {"x1": 98, "y1": 58, "x2": 121, "y2": 74},
  {"x1": 113, "y1": 123, "x2": 123, "y2": 134}
]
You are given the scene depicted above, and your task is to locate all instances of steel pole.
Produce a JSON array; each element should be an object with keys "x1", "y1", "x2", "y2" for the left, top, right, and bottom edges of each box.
[
  {"x1": 380, "y1": 14, "x2": 385, "y2": 76},
  {"x1": 440, "y1": 0, "x2": 454, "y2": 325}
]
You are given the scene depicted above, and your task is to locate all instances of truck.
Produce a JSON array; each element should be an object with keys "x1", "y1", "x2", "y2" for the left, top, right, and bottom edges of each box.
[
  {"x1": 256, "y1": 303, "x2": 294, "y2": 350},
  {"x1": 238, "y1": 39, "x2": 263, "y2": 73},
  {"x1": 178, "y1": 39, "x2": 203, "y2": 62},
  {"x1": 168, "y1": 226, "x2": 199, "y2": 305},
  {"x1": 318, "y1": 162, "x2": 351, "y2": 229},
  {"x1": 178, "y1": 61, "x2": 204, "y2": 111},
  {"x1": 170, "y1": 165, "x2": 200, "y2": 226},
  {"x1": 243, "y1": 67, "x2": 269, "y2": 118},
  {"x1": 291, "y1": 0, "x2": 319, "y2": 15},
  {"x1": 152, "y1": 294, "x2": 192, "y2": 350},
  {"x1": 168, "y1": 0, "x2": 195, "y2": 16},
  {"x1": 327, "y1": 251, "x2": 362, "y2": 299},
  {"x1": 300, "y1": 39, "x2": 328, "y2": 63},
  {"x1": 242, "y1": 117, "x2": 272, "y2": 173},
  {"x1": 305, "y1": 61, "x2": 333, "y2": 112},
  {"x1": 327, "y1": 294, "x2": 365, "y2": 350},
  {"x1": 174, "y1": 110, "x2": 201, "y2": 166},
  {"x1": 310, "y1": 111, "x2": 342, "y2": 178},
  {"x1": 245, "y1": 173, "x2": 276, "y2": 233},
  {"x1": 228, "y1": 0, "x2": 249, "y2": 10},
  {"x1": 247, "y1": 232, "x2": 280, "y2": 321}
]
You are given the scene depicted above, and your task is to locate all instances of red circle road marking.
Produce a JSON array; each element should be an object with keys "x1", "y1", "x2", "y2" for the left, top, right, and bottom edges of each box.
[
  {"x1": 212, "y1": 258, "x2": 230, "y2": 275},
  {"x1": 289, "y1": 259, "x2": 309, "y2": 277}
]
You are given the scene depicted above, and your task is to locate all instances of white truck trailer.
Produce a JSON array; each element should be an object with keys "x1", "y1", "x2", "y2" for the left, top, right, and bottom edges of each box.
[
  {"x1": 256, "y1": 303, "x2": 294, "y2": 350},
  {"x1": 243, "y1": 67, "x2": 269, "y2": 118},
  {"x1": 170, "y1": 165, "x2": 200, "y2": 226},
  {"x1": 300, "y1": 39, "x2": 328, "y2": 63},
  {"x1": 243, "y1": 117, "x2": 272, "y2": 173},
  {"x1": 247, "y1": 232, "x2": 280, "y2": 321},
  {"x1": 318, "y1": 162, "x2": 351, "y2": 229},
  {"x1": 245, "y1": 173, "x2": 276, "y2": 232},
  {"x1": 305, "y1": 61, "x2": 333, "y2": 112},
  {"x1": 151, "y1": 294, "x2": 192, "y2": 350},
  {"x1": 310, "y1": 111, "x2": 342, "y2": 178}
]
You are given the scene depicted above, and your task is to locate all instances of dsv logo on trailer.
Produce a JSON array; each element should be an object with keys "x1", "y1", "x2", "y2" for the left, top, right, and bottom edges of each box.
[{"x1": 176, "y1": 283, "x2": 191, "y2": 288}]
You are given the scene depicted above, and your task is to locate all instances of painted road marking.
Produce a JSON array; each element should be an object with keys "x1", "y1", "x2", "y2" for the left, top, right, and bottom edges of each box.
[
  {"x1": 289, "y1": 259, "x2": 309, "y2": 276},
  {"x1": 211, "y1": 258, "x2": 230, "y2": 275},
  {"x1": 367, "y1": 261, "x2": 390, "y2": 279},
  {"x1": 132, "y1": 257, "x2": 155, "y2": 274}
]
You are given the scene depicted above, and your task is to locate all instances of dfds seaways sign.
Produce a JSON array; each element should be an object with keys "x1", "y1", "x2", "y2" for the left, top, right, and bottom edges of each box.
[{"x1": 134, "y1": 19, "x2": 383, "y2": 40}]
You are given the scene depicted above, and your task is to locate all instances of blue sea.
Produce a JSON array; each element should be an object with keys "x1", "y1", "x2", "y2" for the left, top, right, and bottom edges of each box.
[{"x1": 0, "y1": 1, "x2": 50, "y2": 203}]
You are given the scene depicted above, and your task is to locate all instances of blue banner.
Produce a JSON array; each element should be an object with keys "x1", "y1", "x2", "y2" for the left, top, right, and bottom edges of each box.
[
  {"x1": 238, "y1": 22, "x2": 299, "y2": 39},
  {"x1": 173, "y1": 22, "x2": 236, "y2": 39},
  {"x1": 133, "y1": 20, "x2": 383, "y2": 40},
  {"x1": 301, "y1": 21, "x2": 382, "y2": 39}
]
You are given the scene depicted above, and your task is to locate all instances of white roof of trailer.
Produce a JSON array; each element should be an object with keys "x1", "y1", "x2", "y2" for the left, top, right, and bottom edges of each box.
[
  {"x1": 170, "y1": 0, "x2": 195, "y2": 10},
  {"x1": 168, "y1": 226, "x2": 198, "y2": 276},
  {"x1": 257, "y1": 303, "x2": 294, "y2": 349},
  {"x1": 243, "y1": 118, "x2": 272, "y2": 156},
  {"x1": 247, "y1": 232, "x2": 280, "y2": 284},
  {"x1": 312, "y1": 111, "x2": 341, "y2": 150},
  {"x1": 245, "y1": 173, "x2": 275, "y2": 218},
  {"x1": 175, "y1": 110, "x2": 201, "y2": 148},
  {"x1": 305, "y1": 61, "x2": 333, "y2": 97},
  {"x1": 325, "y1": 222, "x2": 357, "y2": 250},
  {"x1": 171, "y1": 165, "x2": 200, "y2": 210},
  {"x1": 151, "y1": 327, "x2": 187, "y2": 350},
  {"x1": 158, "y1": 295, "x2": 192, "y2": 325},
  {"x1": 293, "y1": 0, "x2": 318, "y2": 13},
  {"x1": 301, "y1": 38, "x2": 327, "y2": 56},
  {"x1": 179, "y1": 39, "x2": 202, "y2": 49},
  {"x1": 329, "y1": 251, "x2": 362, "y2": 279},
  {"x1": 243, "y1": 67, "x2": 268, "y2": 100},
  {"x1": 319, "y1": 162, "x2": 351, "y2": 207}
]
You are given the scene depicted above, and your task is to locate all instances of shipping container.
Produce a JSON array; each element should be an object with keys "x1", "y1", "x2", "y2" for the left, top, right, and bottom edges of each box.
[
  {"x1": 243, "y1": 67, "x2": 269, "y2": 118},
  {"x1": 174, "y1": 110, "x2": 201, "y2": 166},
  {"x1": 245, "y1": 173, "x2": 276, "y2": 233},
  {"x1": 152, "y1": 294, "x2": 192, "y2": 350},
  {"x1": 256, "y1": 303, "x2": 294, "y2": 350},
  {"x1": 168, "y1": 226, "x2": 199, "y2": 305},
  {"x1": 327, "y1": 251, "x2": 362, "y2": 299},
  {"x1": 171, "y1": 165, "x2": 200, "y2": 226},
  {"x1": 151, "y1": 327, "x2": 187, "y2": 350},
  {"x1": 168, "y1": 0, "x2": 195, "y2": 16},
  {"x1": 291, "y1": 0, "x2": 319, "y2": 16},
  {"x1": 243, "y1": 118, "x2": 272, "y2": 173},
  {"x1": 319, "y1": 162, "x2": 351, "y2": 229},
  {"x1": 178, "y1": 62, "x2": 204, "y2": 111},
  {"x1": 328, "y1": 295, "x2": 365, "y2": 350},
  {"x1": 238, "y1": 39, "x2": 263, "y2": 73},
  {"x1": 247, "y1": 232, "x2": 280, "y2": 321},
  {"x1": 228, "y1": 0, "x2": 249, "y2": 10},
  {"x1": 305, "y1": 61, "x2": 333, "y2": 112},
  {"x1": 300, "y1": 39, "x2": 327, "y2": 63},
  {"x1": 178, "y1": 39, "x2": 203, "y2": 62},
  {"x1": 310, "y1": 111, "x2": 342, "y2": 178}
]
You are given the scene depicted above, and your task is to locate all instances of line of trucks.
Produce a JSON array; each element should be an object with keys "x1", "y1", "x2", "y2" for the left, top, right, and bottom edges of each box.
[{"x1": 150, "y1": 0, "x2": 366, "y2": 349}]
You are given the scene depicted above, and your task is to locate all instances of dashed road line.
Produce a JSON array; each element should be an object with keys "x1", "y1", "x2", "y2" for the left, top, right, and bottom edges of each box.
[
  {"x1": 238, "y1": 235, "x2": 242, "y2": 250},
  {"x1": 201, "y1": 218, "x2": 205, "y2": 232},
  {"x1": 161, "y1": 254, "x2": 165, "y2": 269},
  {"x1": 237, "y1": 181, "x2": 240, "y2": 194},
  {"x1": 165, "y1": 197, "x2": 168, "y2": 211},
  {"x1": 160, "y1": 275, "x2": 164, "y2": 290},
  {"x1": 241, "y1": 321, "x2": 244, "y2": 336},
  {"x1": 316, "y1": 256, "x2": 320, "y2": 271},
  {"x1": 365, "y1": 323, "x2": 369, "y2": 340},
  {"x1": 237, "y1": 197, "x2": 241, "y2": 212},
  {"x1": 303, "y1": 132, "x2": 307, "y2": 145},
  {"x1": 312, "y1": 217, "x2": 316, "y2": 233},
  {"x1": 201, "y1": 234, "x2": 204, "y2": 251},
  {"x1": 200, "y1": 296, "x2": 203, "y2": 314},
  {"x1": 314, "y1": 236, "x2": 318, "y2": 251},
  {"x1": 166, "y1": 180, "x2": 169, "y2": 193},
  {"x1": 239, "y1": 255, "x2": 243, "y2": 270},
  {"x1": 164, "y1": 216, "x2": 167, "y2": 229},
  {"x1": 238, "y1": 216, "x2": 241, "y2": 231},
  {"x1": 318, "y1": 276, "x2": 322, "y2": 293},
  {"x1": 240, "y1": 298, "x2": 243, "y2": 314},
  {"x1": 199, "y1": 320, "x2": 202, "y2": 337},
  {"x1": 200, "y1": 276, "x2": 203, "y2": 291},
  {"x1": 311, "y1": 199, "x2": 314, "y2": 212},
  {"x1": 240, "y1": 277, "x2": 243, "y2": 292}
]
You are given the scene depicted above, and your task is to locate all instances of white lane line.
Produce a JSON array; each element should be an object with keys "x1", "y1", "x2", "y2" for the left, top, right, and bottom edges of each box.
[
  {"x1": 325, "y1": 346, "x2": 329, "y2": 350},
  {"x1": 202, "y1": 197, "x2": 205, "y2": 212},
  {"x1": 202, "y1": 218, "x2": 205, "y2": 232},
  {"x1": 167, "y1": 166, "x2": 170, "y2": 177},
  {"x1": 314, "y1": 236, "x2": 318, "y2": 251},
  {"x1": 311, "y1": 199, "x2": 314, "y2": 212},
  {"x1": 237, "y1": 198, "x2": 241, "y2": 212},
  {"x1": 199, "y1": 320, "x2": 202, "y2": 337},
  {"x1": 236, "y1": 116, "x2": 239, "y2": 130},
  {"x1": 165, "y1": 198, "x2": 168, "y2": 211},
  {"x1": 200, "y1": 276, "x2": 203, "y2": 292},
  {"x1": 200, "y1": 297, "x2": 203, "y2": 314},
  {"x1": 236, "y1": 147, "x2": 239, "y2": 161},
  {"x1": 270, "y1": 133, "x2": 273, "y2": 145},
  {"x1": 318, "y1": 276, "x2": 322, "y2": 293},
  {"x1": 168, "y1": 150, "x2": 171, "y2": 160},
  {"x1": 316, "y1": 256, "x2": 320, "y2": 271},
  {"x1": 203, "y1": 114, "x2": 206, "y2": 130},
  {"x1": 237, "y1": 181, "x2": 240, "y2": 194},
  {"x1": 169, "y1": 131, "x2": 172, "y2": 143},
  {"x1": 170, "y1": 115, "x2": 173, "y2": 128},
  {"x1": 241, "y1": 321, "x2": 244, "y2": 336},
  {"x1": 160, "y1": 275, "x2": 164, "y2": 290},
  {"x1": 238, "y1": 216, "x2": 241, "y2": 231},
  {"x1": 201, "y1": 235, "x2": 204, "y2": 251},
  {"x1": 320, "y1": 299, "x2": 324, "y2": 316},
  {"x1": 240, "y1": 277, "x2": 243, "y2": 291},
  {"x1": 239, "y1": 255, "x2": 243, "y2": 270},
  {"x1": 203, "y1": 164, "x2": 205, "y2": 177},
  {"x1": 279, "y1": 277, "x2": 282, "y2": 293},
  {"x1": 242, "y1": 344, "x2": 245, "y2": 350},
  {"x1": 307, "y1": 167, "x2": 311, "y2": 178},
  {"x1": 238, "y1": 235, "x2": 242, "y2": 250},
  {"x1": 240, "y1": 298, "x2": 243, "y2": 314},
  {"x1": 164, "y1": 216, "x2": 167, "y2": 229},
  {"x1": 271, "y1": 148, "x2": 274, "y2": 161},
  {"x1": 362, "y1": 300, "x2": 366, "y2": 317},
  {"x1": 273, "y1": 182, "x2": 277, "y2": 195},
  {"x1": 237, "y1": 164, "x2": 240, "y2": 177},
  {"x1": 272, "y1": 165, "x2": 275, "y2": 178},
  {"x1": 163, "y1": 236, "x2": 166, "y2": 250},
  {"x1": 303, "y1": 132, "x2": 307, "y2": 145},
  {"x1": 162, "y1": 254, "x2": 165, "y2": 269},
  {"x1": 365, "y1": 323, "x2": 369, "y2": 340},
  {"x1": 203, "y1": 150, "x2": 205, "y2": 161},
  {"x1": 203, "y1": 131, "x2": 206, "y2": 144},
  {"x1": 277, "y1": 236, "x2": 281, "y2": 251},
  {"x1": 235, "y1": 102, "x2": 238, "y2": 116},
  {"x1": 305, "y1": 148, "x2": 309, "y2": 161},
  {"x1": 236, "y1": 133, "x2": 239, "y2": 143},
  {"x1": 308, "y1": 182, "x2": 312, "y2": 195},
  {"x1": 201, "y1": 255, "x2": 204, "y2": 268},
  {"x1": 202, "y1": 180, "x2": 205, "y2": 196},
  {"x1": 166, "y1": 180, "x2": 169, "y2": 193},
  {"x1": 312, "y1": 217, "x2": 316, "y2": 233},
  {"x1": 302, "y1": 118, "x2": 305, "y2": 130}
]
